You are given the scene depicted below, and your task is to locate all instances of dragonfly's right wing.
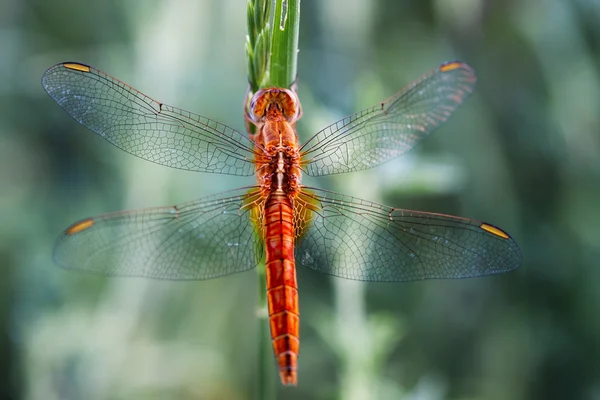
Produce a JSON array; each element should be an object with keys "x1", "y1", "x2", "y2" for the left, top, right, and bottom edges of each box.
[
  {"x1": 300, "y1": 62, "x2": 476, "y2": 176},
  {"x1": 42, "y1": 62, "x2": 257, "y2": 176},
  {"x1": 295, "y1": 187, "x2": 521, "y2": 282},
  {"x1": 54, "y1": 188, "x2": 265, "y2": 280}
]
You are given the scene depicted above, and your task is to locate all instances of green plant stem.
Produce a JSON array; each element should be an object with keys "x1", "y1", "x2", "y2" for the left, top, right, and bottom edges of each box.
[
  {"x1": 256, "y1": 262, "x2": 274, "y2": 399},
  {"x1": 269, "y1": 0, "x2": 300, "y2": 88}
]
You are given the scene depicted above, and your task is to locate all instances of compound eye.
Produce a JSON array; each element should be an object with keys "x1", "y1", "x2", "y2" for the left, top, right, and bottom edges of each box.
[
  {"x1": 249, "y1": 89, "x2": 269, "y2": 121},
  {"x1": 282, "y1": 89, "x2": 301, "y2": 121}
]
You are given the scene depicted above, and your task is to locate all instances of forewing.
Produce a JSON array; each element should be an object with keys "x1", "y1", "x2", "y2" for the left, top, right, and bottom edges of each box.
[
  {"x1": 295, "y1": 188, "x2": 521, "y2": 282},
  {"x1": 54, "y1": 188, "x2": 265, "y2": 280},
  {"x1": 300, "y1": 62, "x2": 476, "y2": 176},
  {"x1": 42, "y1": 62, "x2": 256, "y2": 176}
]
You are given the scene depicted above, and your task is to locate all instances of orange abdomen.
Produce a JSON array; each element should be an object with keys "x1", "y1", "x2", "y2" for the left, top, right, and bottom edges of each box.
[{"x1": 264, "y1": 192, "x2": 299, "y2": 385}]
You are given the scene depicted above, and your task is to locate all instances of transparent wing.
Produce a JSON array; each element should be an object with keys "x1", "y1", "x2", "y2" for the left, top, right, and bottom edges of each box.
[
  {"x1": 54, "y1": 188, "x2": 265, "y2": 280},
  {"x1": 300, "y1": 62, "x2": 477, "y2": 176},
  {"x1": 42, "y1": 62, "x2": 257, "y2": 176},
  {"x1": 295, "y1": 188, "x2": 521, "y2": 282}
]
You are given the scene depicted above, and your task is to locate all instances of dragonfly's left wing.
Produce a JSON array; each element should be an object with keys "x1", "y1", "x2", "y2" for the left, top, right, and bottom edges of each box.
[
  {"x1": 295, "y1": 187, "x2": 521, "y2": 282},
  {"x1": 300, "y1": 62, "x2": 476, "y2": 176},
  {"x1": 42, "y1": 62, "x2": 257, "y2": 176},
  {"x1": 54, "y1": 188, "x2": 265, "y2": 280}
]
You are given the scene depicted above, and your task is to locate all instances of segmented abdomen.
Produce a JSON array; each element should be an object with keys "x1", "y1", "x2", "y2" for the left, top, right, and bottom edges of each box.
[{"x1": 264, "y1": 192, "x2": 299, "y2": 385}]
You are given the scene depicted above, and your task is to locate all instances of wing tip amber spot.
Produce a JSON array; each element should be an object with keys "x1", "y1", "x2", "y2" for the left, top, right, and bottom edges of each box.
[
  {"x1": 63, "y1": 63, "x2": 91, "y2": 73},
  {"x1": 480, "y1": 223, "x2": 510, "y2": 239},
  {"x1": 65, "y1": 218, "x2": 95, "y2": 235},
  {"x1": 440, "y1": 61, "x2": 464, "y2": 73}
]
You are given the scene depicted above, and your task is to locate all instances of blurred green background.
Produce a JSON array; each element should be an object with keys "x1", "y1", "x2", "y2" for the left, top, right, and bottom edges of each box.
[{"x1": 1, "y1": 0, "x2": 600, "y2": 399}]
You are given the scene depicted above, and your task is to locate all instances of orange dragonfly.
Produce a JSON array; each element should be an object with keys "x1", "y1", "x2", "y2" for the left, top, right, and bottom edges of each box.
[{"x1": 42, "y1": 61, "x2": 521, "y2": 385}]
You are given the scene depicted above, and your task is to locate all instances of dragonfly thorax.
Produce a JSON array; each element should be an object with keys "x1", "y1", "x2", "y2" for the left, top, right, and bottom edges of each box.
[
  {"x1": 255, "y1": 144, "x2": 302, "y2": 198},
  {"x1": 248, "y1": 87, "x2": 303, "y2": 198}
]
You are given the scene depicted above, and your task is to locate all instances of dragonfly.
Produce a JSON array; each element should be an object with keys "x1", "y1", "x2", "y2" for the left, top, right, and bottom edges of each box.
[{"x1": 42, "y1": 61, "x2": 521, "y2": 386}]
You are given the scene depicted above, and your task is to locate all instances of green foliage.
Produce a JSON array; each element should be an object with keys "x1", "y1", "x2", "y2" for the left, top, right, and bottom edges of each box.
[
  {"x1": 245, "y1": 0, "x2": 272, "y2": 91},
  {"x1": 246, "y1": 0, "x2": 300, "y2": 90}
]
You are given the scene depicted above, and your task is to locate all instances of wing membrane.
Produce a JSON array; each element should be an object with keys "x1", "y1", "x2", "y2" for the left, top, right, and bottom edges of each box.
[
  {"x1": 54, "y1": 188, "x2": 265, "y2": 280},
  {"x1": 42, "y1": 62, "x2": 257, "y2": 176},
  {"x1": 295, "y1": 187, "x2": 521, "y2": 282},
  {"x1": 300, "y1": 62, "x2": 476, "y2": 176}
]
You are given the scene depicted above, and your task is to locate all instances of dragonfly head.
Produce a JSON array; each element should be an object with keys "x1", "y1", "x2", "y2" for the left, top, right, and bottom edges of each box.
[{"x1": 248, "y1": 87, "x2": 301, "y2": 124}]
